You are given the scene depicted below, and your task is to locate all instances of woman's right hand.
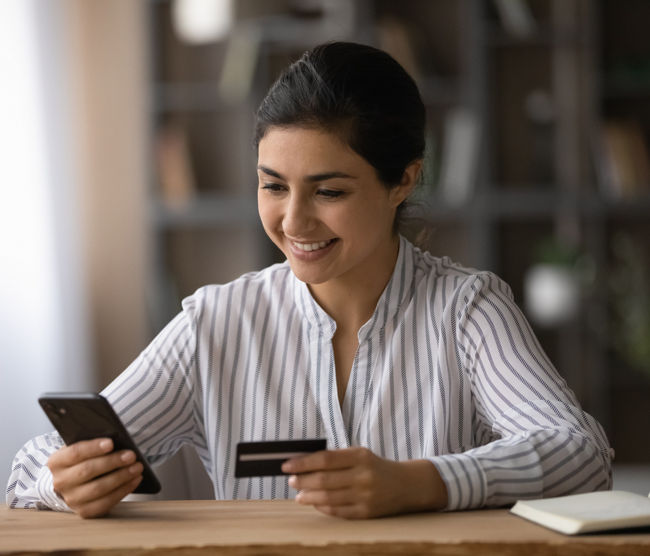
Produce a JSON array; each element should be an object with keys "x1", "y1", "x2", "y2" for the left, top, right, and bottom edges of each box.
[{"x1": 47, "y1": 438, "x2": 143, "y2": 518}]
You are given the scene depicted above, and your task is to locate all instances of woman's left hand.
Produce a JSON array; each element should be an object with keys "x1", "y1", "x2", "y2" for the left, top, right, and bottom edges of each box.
[{"x1": 281, "y1": 447, "x2": 447, "y2": 519}]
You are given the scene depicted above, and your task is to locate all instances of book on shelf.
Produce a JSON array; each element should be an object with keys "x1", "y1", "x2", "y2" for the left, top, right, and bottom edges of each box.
[
  {"x1": 156, "y1": 123, "x2": 197, "y2": 208},
  {"x1": 492, "y1": 0, "x2": 537, "y2": 38},
  {"x1": 218, "y1": 24, "x2": 261, "y2": 103},
  {"x1": 596, "y1": 120, "x2": 650, "y2": 199},
  {"x1": 438, "y1": 108, "x2": 481, "y2": 206},
  {"x1": 510, "y1": 490, "x2": 650, "y2": 535},
  {"x1": 420, "y1": 127, "x2": 439, "y2": 196}
]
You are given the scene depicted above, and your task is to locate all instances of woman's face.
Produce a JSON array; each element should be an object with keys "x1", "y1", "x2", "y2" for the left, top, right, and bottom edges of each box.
[{"x1": 257, "y1": 127, "x2": 412, "y2": 288}]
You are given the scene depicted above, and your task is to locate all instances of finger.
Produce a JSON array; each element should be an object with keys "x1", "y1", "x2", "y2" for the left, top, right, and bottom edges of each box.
[
  {"x1": 76, "y1": 475, "x2": 143, "y2": 519},
  {"x1": 52, "y1": 450, "x2": 137, "y2": 493},
  {"x1": 48, "y1": 438, "x2": 114, "y2": 470},
  {"x1": 295, "y1": 487, "x2": 353, "y2": 507},
  {"x1": 282, "y1": 448, "x2": 360, "y2": 474},
  {"x1": 63, "y1": 462, "x2": 143, "y2": 509},
  {"x1": 314, "y1": 504, "x2": 365, "y2": 519},
  {"x1": 288, "y1": 469, "x2": 352, "y2": 491}
]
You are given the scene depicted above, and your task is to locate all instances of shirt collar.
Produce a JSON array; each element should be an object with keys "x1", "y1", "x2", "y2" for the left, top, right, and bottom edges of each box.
[{"x1": 292, "y1": 235, "x2": 415, "y2": 342}]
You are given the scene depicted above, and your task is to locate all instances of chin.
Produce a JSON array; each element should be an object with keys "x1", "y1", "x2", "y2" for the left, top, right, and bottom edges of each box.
[
  {"x1": 285, "y1": 259, "x2": 332, "y2": 285},
  {"x1": 289, "y1": 267, "x2": 328, "y2": 285}
]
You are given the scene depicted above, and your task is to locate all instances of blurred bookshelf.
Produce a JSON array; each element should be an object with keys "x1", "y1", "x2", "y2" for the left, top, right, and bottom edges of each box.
[{"x1": 146, "y1": 0, "x2": 650, "y2": 463}]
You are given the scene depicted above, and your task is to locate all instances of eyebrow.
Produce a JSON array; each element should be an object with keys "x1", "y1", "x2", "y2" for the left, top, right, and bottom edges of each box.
[{"x1": 257, "y1": 165, "x2": 357, "y2": 182}]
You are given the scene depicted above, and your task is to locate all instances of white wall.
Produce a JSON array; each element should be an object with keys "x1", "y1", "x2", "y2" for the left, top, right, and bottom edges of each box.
[
  {"x1": 0, "y1": 0, "x2": 205, "y2": 500},
  {"x1": 0, "y1": 0, "x2": 94, "y2": 486}
]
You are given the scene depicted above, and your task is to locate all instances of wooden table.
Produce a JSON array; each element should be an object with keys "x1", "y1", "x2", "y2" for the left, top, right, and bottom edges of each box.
[{"x1": 2, "y1": 500, "x2": 650, "y2": 555}]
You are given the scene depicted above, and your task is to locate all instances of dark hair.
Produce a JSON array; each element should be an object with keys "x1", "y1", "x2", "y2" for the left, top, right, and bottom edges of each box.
[{"x1": 254, "y1": 42, "x2": 426, "y2": 188}]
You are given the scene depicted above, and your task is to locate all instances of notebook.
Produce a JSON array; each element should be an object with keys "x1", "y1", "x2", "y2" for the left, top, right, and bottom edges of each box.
[{"x1": 510, "y1": 490, "x2": 650, "y2": 535}]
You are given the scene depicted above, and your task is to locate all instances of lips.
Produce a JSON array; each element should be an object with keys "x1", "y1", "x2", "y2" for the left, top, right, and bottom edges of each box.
[
  {"x1": 292, "y1": 239, "x2": 335, "y2": 252},
  {"x1": 286, "y1": 237, "x2": 339, "y2": 262}
]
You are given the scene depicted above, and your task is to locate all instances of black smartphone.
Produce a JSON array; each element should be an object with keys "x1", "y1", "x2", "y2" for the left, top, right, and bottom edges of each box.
[{"x1": 38, "y1": 392, "x2": 161, "y2": 494}]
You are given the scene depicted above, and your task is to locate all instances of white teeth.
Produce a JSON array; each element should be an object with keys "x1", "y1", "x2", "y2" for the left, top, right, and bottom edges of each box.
[{"x1": 293, "y1": 240, "x2": 332, "y2": 252}]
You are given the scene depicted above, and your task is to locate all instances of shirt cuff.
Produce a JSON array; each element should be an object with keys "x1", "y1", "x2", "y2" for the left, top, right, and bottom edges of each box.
[
  {"x1": 35, "y1": 466, "x2": 72, "y2": 512},
  {"x1": 429, "y1": 453, "x2": 487, "y2": 510}
]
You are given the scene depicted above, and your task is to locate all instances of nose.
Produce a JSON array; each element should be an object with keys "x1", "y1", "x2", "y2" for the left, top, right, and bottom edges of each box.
[{"x1": 282, "y1": 193, "x2": 316, "y2": 238}]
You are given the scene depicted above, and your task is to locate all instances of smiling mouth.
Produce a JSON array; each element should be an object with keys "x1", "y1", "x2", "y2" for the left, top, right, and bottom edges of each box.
[{"x1": 291, "y1": 238, "x2": 337, "y2": 252}]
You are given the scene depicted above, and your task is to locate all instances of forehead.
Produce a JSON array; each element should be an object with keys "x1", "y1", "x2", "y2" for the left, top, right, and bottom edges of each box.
[{"x1": 257, "y1": 127, "x2": 368, "y2": 173}]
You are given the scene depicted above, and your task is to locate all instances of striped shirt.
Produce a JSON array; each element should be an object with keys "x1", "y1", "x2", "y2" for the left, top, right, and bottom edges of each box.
[{"x1": 6, "y1": 236, "x2": 613, "y2": 511}]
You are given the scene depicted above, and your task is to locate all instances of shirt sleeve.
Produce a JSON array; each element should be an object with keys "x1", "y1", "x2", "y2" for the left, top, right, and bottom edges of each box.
[
  {"x1": 100, "y1": 304, "x2": 207, "y2": 469},
  {"x1": 6, "y1": 297, "x2": 206, "y2": 511},
  {"x1": 429, "y1": 272, "x2": 613, "y2": 510},
  {"x1": 6, "y1": 432, "x2": 71, "y2": 511}
]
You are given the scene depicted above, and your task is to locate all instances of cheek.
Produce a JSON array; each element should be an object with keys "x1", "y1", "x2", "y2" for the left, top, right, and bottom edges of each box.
[
  {"x1": 340, "y1": 199, "x2": 393, "y2": 234},
  {"x1": 257, "y1": 197, "x2": 277, "y2": 232}
]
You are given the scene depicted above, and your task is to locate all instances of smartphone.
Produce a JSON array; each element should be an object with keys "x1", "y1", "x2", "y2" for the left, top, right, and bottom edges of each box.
[{"x1": 38, "y1": 392, "x2": 161, "y2": 494}]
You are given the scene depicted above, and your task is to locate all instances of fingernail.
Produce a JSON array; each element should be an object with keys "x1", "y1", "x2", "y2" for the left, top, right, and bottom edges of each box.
[
  {"x1": 121, "y1": 451, "x2": 136, "y2": 463},
  {"x1": 288, "y1": 475, "x2": 297, "y2": 487},
  {"x1": 282, "y1": 461, "x2": 294, "y2": 473},
  {"x1": 99, "y1": 439, "x2": 112, "y2": 451}
]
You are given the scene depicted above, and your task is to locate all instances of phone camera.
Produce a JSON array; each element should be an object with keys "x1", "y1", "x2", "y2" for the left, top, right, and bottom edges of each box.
[{"x1": 58, "y1": 407, "x2": 67, "y2": 415}]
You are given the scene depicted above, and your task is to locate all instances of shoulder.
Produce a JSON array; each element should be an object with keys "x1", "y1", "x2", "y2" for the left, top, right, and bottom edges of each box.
[
  {"x1": 405, "y1": 238, "x2": 514, "y2": 308},
  {"x1": 180, "y1": 261, "x2": 294, "y2": 317}
]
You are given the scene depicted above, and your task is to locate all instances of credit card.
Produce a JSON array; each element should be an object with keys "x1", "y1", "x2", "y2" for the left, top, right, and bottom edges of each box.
[{"x1": 235, "y1": 439, "x2": 327, "y2": 478}]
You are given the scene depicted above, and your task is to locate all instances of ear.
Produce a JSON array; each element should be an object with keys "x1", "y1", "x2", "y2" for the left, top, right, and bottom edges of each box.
[{"x1": 389, "y1": 159, "x2": 423, "y2": 207}]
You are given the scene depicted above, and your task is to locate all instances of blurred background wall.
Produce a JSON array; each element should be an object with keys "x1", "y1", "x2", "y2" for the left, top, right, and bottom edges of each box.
[
  {"x1": 1, "y1": 0, "x2": 149, "y2": 485},
  {"x1": 2, "y1": 0, "x2": 649, "y2": 497}
]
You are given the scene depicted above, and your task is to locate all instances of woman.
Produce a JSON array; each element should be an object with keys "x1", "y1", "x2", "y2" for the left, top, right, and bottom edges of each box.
[{"x1": 7, "y1": 42, "x2": 612, "y2": 519}]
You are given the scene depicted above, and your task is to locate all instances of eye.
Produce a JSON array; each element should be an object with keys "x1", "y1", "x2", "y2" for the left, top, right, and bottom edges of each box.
[
  {"x1": 260, "y1": 182, "x2": 286, "y2": 193},
  {"x1": 317, "y1": 188, "x2": 344, "y2": 199}
]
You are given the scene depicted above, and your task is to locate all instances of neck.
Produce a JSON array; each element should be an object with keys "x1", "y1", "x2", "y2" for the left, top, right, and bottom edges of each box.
[{"x1": 309, "y1": 236, "x2": 400, "y2": 332}]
